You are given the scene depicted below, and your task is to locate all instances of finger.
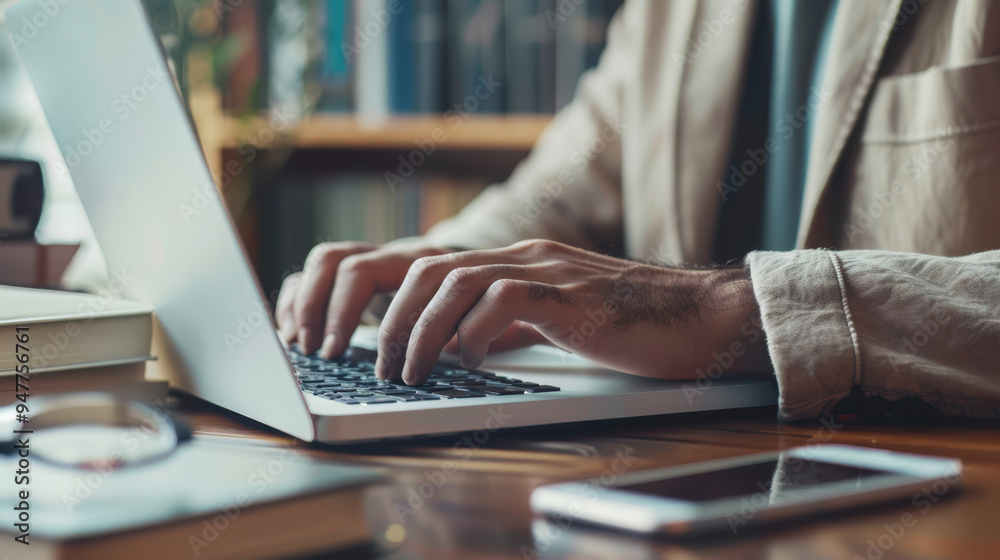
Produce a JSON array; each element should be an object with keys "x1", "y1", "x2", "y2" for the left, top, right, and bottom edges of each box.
[
  {"x1": 276, "y1": 272, "x2": 303, "y2": 345},
  {"x1": 442, "y1": 322, "x2": 548, "y2": 354},
  {"x1": 399, "y1": 264, "x2": 544, "y2": 384},
  {"x1": 319, "y1": 250, "x2": 418, "y2": 359},
  {"x1": 486, "y1": 321, "x2": 551, "y2": 353},
  {"x1": 375, "y1": 250, "x2": 532, "y2": 380},
  {"x1": 293, "y1": 242, "x2": 374, "y2": 354},
  {"x1": 456, "y1": 280, "x2": 575, "y2": 370}
]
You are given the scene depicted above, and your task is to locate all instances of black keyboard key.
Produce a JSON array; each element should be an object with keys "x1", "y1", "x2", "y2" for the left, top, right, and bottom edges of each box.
[
  {"x1": 380, "y1": 388, "x2": 417, "y2": 396},
  {"x1": 288, "y1": 345, "x2": 560, "y2": 402},
  {"x1": 412, "y1": 385, "x2": 454, "y2": 393},
  {"x1": 449, "y1": 379, "x2": 488, "y2": 387},
  {"x1": 525, "y1": 385, "x2": 560, "y2": 393},
  {"x1": 435, "y1": 388, "x2": 487, "y2": 399}
]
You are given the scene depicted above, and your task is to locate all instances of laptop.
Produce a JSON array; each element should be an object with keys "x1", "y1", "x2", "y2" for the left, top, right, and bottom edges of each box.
[{"x1": 7, "y1": 0, "x2": 777, "y2": 443}]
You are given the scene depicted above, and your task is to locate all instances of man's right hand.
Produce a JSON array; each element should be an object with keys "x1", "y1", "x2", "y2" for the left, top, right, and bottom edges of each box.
[{"x1": 275, "y1": 239, "x2": 450, "y2": 359}]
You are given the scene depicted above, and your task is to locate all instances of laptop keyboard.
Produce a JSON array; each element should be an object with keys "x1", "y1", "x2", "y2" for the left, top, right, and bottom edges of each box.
[{"x1": 289, "y1": 346, "x2": 560, "y2": 405}]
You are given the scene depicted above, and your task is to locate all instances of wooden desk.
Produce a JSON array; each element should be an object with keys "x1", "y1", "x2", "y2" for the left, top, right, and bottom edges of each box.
[{"x1": 177, "y1": 396, "x2": 1000, "y2": 559}]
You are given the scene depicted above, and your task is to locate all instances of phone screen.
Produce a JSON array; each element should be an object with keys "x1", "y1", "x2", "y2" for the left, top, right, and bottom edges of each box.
[{"x1": 616, "y1": 457, "x2": 892, "y2": 503}]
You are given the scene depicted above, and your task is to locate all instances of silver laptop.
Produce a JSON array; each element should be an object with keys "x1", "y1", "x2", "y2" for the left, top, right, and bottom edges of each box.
[{"x1": 7, "y1": 0, "x2": 777, "y2": 443}]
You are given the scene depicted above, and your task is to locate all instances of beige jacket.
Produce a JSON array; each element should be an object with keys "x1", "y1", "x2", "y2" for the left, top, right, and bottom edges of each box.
[{"x1": 422, "y1": 0, "x2": 1000, "y2": 420}]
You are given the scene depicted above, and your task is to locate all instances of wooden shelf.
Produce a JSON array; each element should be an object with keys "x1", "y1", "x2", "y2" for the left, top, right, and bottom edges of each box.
[{"x1": 218, "y1": 114, "x2": 553, "y2": 151}]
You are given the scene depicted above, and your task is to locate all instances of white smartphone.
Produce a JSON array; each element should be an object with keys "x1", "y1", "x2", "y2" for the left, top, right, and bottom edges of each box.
[{"x1": 530, "y1": 444, "x2": 962, "y2": 536}]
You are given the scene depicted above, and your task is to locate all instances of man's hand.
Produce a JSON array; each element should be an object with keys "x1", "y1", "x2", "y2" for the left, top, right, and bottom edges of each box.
[
  {"x1": 374, "y1": 239, "x2": 767, "y2": 385},
  {"x1": 275, "y1": 239, "x2": 451, "y2": 358}
]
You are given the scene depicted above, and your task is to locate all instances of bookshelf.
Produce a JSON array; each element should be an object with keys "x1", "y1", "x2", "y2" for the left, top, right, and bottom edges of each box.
[
  {"x1": 219, "y1": 114, "x2": 551, "y2": 151},
  {"x1": 189, "y1": 81, "x2": 550, "y2": 296},
  {"x1": 181, "y1": 0, "x2": 620, "y2": 297}
]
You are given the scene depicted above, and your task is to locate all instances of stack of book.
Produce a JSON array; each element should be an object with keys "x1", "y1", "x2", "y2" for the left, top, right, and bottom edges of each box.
[
  {"x1": 0, "y1": 286, "x2": 163, "y2": 405},
  {"x1": 270, "y1": 0, "x2": 624, "y2": 116}
]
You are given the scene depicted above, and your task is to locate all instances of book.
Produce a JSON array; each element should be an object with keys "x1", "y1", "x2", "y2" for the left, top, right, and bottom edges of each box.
[
  {"x1": 0, "y1": 240, "x2": 79, "y2": 287},
  {"x1": 318, "y1": 0, "x2": 355, "y2": 112},
  {"x1": 505, "y1": 0, "x2": 545, "y2": 114},
  {"x1": 354, "y1": 0, "x2": 391, "y2": 120},
  {"x1": 0, "y1": 439, "x2": 381, "y2": 559},
  {"x1": 0, "y1": 361, "x2": 167, "y2": 406},
  {"x1": 448, "y1": 0, "x2": 506, "y2": 113},
  {"x1": 413, "y1": 0, "x2": 448, "y2": 113},
  {"x1": 0, "y1": 286, "x2": 153, "y2": 375},
  {"x1": 387, "y1": 0, "x2": 417, "y2": 113}
]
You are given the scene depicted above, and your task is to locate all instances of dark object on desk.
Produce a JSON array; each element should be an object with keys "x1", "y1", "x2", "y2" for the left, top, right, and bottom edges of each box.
[
  {"x1": 0, "y1": 440, "x2": 381, "y2": 560},
  {"x1": 0, "y1": 157, "x2": 44, "y2": 239}
]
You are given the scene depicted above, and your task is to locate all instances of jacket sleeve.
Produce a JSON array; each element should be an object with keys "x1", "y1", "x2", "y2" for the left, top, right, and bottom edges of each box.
[
  {"x1": 419, "y1": 2, "x2": 635, "y2": 252},
  {"x1": 746, "y1": 249, "x2": 1000, "y2": 420}
]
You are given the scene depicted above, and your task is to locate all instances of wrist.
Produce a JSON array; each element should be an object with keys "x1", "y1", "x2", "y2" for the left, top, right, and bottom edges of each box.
[{"x1": 696, "y1": 267, "x2": 771, "y2": 375}]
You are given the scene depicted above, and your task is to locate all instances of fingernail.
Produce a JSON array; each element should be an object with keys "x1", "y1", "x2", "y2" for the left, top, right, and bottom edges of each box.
[
  {"x1": 299, "y1": 328, "x2": 314, "y2": 354},
  {"x1": 319, "y1": 333, "x2": 338, "y2": 360},
  {"x1": 402, "y1": 364, "x2": 415, "y2": 385}
]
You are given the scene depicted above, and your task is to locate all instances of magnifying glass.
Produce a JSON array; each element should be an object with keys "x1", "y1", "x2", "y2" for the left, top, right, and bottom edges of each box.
[{"x1": 0, "y1": 393, "x2": 192, "y2": 470}]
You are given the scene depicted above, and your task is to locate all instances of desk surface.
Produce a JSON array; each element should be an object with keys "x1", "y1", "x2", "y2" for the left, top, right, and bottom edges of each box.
[{"x1": 178, "y1": 396, "x2": 1000, "y2": 559}]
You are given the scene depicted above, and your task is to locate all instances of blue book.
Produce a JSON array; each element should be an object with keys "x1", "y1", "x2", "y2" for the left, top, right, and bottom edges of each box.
[
  {"x1": 319, "y1": 0, "x2": 354, "y2": 111},
  {"x1": 388, "y1": 0, "x2": 418, "y2": 113}
]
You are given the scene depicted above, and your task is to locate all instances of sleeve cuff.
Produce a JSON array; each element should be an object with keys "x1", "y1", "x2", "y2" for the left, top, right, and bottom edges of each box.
[{"x1": 745, "y1": 250, "x2": 861, "y2": 420}]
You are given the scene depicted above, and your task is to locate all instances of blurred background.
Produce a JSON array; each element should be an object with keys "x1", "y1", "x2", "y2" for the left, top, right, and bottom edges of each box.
[{"x1": 0, "y1": 0, "x2": 622, "y2": 298}]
